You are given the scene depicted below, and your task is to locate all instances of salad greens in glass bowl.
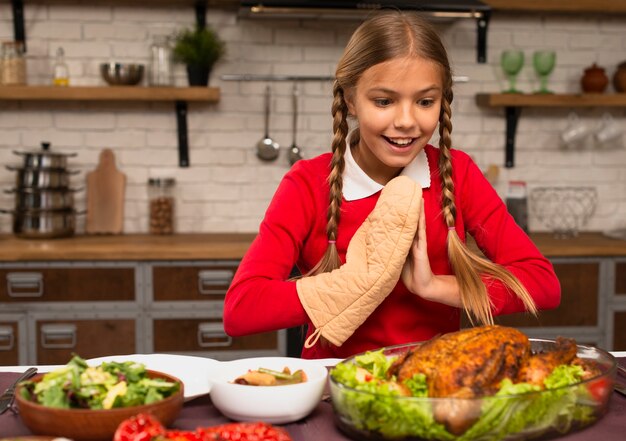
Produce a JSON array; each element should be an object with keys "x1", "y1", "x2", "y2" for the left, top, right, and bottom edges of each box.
[
  {"x1": 329, "y1": 337, "x2": 616, "y2": 441},
  {"x1": 15, "y1": 355, "x2": 184, "y2": 440}
]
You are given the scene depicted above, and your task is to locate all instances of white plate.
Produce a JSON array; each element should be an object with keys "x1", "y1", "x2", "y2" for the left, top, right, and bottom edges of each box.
[{"x1": 87, "y1": 353, "x2": 220, "y2": 400}]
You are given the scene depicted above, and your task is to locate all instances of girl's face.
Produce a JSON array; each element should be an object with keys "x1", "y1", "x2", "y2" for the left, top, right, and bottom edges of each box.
[{"x1": 345, "y1": 55, "x2": 443, "y2": 184}]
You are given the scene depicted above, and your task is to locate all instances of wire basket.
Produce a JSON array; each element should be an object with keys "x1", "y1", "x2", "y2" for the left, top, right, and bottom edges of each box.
[{"x1": 530, "y1": 187, "x2": 597, "y2": 238}]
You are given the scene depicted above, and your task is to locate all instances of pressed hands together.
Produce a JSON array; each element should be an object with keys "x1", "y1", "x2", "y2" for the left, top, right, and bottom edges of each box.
[{"x1": 296, "y1": 176, "x2": 459, "y2": 348}]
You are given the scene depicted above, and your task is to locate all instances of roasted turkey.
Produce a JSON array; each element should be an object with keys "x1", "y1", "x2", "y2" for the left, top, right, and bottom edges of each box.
[{"x1": 387, "y1": 325, "x2": 583, "y2": 399}]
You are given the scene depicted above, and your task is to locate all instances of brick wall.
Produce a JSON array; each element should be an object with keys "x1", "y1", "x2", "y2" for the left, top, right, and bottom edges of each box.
[{"x1": 0, "y1": 5, "x2": 624, "y2": 234}]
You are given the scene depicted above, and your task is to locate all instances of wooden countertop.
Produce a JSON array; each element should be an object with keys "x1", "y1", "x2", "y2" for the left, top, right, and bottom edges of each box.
[{"x1": 0, "y1": 232, "x2": 624, "y2": 262}]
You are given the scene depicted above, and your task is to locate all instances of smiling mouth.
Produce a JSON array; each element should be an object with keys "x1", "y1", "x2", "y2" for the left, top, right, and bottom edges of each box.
[{"x1": 383, "y1": 136, "x2": 416, "y2": 147}]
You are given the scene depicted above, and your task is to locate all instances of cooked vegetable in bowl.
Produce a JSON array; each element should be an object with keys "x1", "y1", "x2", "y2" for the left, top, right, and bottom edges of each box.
[
  {"x1": 329, "y1": 326, "x2": 616, "y2": 441},
  {"x1": 233, "y1": 366, "x2": 308, "y2": 386}
]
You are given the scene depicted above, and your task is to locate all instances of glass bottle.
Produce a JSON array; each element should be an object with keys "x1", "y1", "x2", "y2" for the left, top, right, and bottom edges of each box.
[
  {"x1": 1, "y1": 41, "x2": 26, "y2": 85},
  {"x1": 149, "y1": 35, "x2": 173, "y2": 86},
  {"x1": 506, "y1": 181, "x2": 528, "y2": 233},
  {"x1": 52, "y1": 47, "x2": 69, "y2": 86},
  {"x1": 148, "y1": 178, "x2": 176, "y2": 234}
]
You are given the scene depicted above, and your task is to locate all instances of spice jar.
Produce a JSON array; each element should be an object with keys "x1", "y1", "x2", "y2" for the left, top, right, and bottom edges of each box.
[
  {"x1": 1, "y1": 41, "x2": 26, "y2": 85},
  {"x1": 148, "y1": 178, "x2": 176, "y2": 234}
]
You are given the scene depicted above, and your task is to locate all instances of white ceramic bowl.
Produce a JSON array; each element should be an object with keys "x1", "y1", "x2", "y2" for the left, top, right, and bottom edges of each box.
[{"x1": 209, "y1": 356, "x2": 328, "y2": 424}]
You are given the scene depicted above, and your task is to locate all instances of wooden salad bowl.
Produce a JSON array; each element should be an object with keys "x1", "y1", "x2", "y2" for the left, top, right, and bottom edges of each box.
[{"x1": 14, "y1": 370, "x2": 184, "y2": 441}]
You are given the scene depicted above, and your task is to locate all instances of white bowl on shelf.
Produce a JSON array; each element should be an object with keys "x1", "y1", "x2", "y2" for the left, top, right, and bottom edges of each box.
[{"x1": 208, "y1": 356, "x2": 328, "y2": 424}]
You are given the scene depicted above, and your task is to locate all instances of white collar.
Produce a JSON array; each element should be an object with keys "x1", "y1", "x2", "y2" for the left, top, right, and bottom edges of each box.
[{"x1": 342, "y1": 142, "x2": 431, "y2": 201}]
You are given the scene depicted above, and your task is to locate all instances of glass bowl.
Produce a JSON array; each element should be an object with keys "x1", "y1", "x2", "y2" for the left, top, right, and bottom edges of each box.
[{"x1": 329, "y1": 339, "x2": 616, "y2": 441}]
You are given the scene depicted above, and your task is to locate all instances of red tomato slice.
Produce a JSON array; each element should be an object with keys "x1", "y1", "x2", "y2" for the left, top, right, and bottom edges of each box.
[
  {"x1": 113, "y1": 413, "x2": 166, "y2": 441},
  {"x1": 587, "y1": 377, "x2": 611, "y2": 402}
]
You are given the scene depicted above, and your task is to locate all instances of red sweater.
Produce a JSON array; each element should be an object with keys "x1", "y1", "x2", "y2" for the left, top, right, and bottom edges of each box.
[{"x1": 223, "y1": 145, "x2": 560, "y2": 359}]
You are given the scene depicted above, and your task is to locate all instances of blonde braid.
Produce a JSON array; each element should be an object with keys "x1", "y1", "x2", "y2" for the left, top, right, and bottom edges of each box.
[
  {"x1": 307, "y1": 80, "x2": 349, "y2": 276},
  {"x1": 438, "y1": 93, "x2": 537, "y2": 325}
]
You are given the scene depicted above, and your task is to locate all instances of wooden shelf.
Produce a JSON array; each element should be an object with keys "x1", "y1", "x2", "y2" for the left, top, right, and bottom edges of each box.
[
  {"x1": 484, "y1": 0, "x2": 626, "y2": 13},
  {"x1": 0, "y1": 86, "x2": 220, "y2": 102},
  {"x1": 475, "y1": 93, "x2": 626, "y2": 168},
  {"x1": 0, "y1": 86, "x2": 221, "y2": 168},
  {"x1": 476, "y1": 93, "x2": 626, "y2": 108}
]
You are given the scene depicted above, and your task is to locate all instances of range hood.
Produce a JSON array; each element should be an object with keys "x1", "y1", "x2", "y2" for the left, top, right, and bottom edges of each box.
[{"x1": 239, "y1": 1, "x2": 491, "y2": 62}]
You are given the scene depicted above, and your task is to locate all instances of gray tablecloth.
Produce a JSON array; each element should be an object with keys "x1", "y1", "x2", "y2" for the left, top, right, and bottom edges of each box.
[{"x1": 1, "y1": 358, "x2": 625, "y2": 440}]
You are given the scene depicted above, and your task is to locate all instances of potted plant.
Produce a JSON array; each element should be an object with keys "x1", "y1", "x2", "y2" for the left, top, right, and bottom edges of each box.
[{"x1": 172, "y1": 25, "x2": 225, "y2": 86}]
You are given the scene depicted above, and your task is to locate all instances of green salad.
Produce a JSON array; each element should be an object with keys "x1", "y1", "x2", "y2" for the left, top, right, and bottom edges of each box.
[
  {"x1": 19, "y1": 355, "x2": 180, "y2": 410},
  {"x1": 330, "y1": 350, "x2": 604, "y2": 441}
]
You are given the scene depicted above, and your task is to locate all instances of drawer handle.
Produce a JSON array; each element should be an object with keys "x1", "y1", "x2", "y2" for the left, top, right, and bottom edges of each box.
[
  {"x1": 197, "y1": 270, "x2": 233, "y2": 295},
  {"x1": 197, "y1": 322, "x2": 232, "y2": 348},
  {"x1": 0, "y1": 325, "x2": 14, "y2": 351},
  {"x1": 6, "y1": 272, "x2": 44, "y2": 298},
  {"x1": 40, "y1": 324, "x2": 77, "y2": 349}
]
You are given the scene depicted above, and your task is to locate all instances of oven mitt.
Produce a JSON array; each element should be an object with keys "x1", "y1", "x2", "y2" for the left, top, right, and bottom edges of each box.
[{"x1": 297, "y1": 175, "x2": 422, "y2": 347}]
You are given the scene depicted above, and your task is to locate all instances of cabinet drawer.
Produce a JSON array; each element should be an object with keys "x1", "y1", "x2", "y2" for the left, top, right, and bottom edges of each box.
[
  {"x1": 0, "y1": 321, "x2": 20, "y2": 365},
  {"x1": 616, "y1": 262, "x2": 626, "y2": 296},
  {"x1": 494, "y1": 262, "x2": 599, "y2": 327},
  {"x1": 152, "y1": 263, "x2": 237, "y2": 302},
  {"x1": 35, "y1": 318, "x2": 136, "y2": 365},
  {"x1": 0, "y1": 268, "x2": 135, "y2": 303},
  {"x1": 614, "y1": 311, "x2": 626, "y2": 351},
  {"x1": 152, "y1": 318, "x2": 277, "y2": 353}
]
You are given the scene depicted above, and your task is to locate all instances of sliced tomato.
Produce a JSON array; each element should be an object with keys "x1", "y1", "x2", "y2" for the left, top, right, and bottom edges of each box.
[
  {"x1": 197, "y1": 422, "x2": 293, "y2": 441},
  {"x1": 587, "y1": 377, "x2": 611, "y2": 402},
  {"x1": 113, "y1": 413, "x2": 166, "y2": 441}
]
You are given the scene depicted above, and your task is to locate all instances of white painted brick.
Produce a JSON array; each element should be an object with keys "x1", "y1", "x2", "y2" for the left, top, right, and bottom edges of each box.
[
  {"x1": 49, "y1": 6, "x2": 112, "y2": 21},
  {"x1": 84, "y1": 23, "x2": 147, "y2": 40},
  {"x1": 29, "y1": 21, "x2": 82, "y2": 40}
]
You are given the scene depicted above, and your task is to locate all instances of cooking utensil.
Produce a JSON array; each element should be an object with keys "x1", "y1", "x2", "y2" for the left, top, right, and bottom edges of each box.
[
  {"x1": 6, "y1": 165, "x2": 79, "y2": 189},
  {"x1": 256, "y1": 85, "x2": 280, "y2": 161},
  {"x1": 13, "y1": 142, "x2": 77, "y2": 169},
  {"x1": 6, "y1": 187, "x2": 80, "y2": 210},
  {"x1": 86, "y1": 148, "x2": 126, "y2": 234},
  {"x1": 0, "y1": 367, "x2": 37, "y2": 415},
  {"x1": 288, "y1": 83, "x2": 304, "y2": 166},
  {"x1": 100, "y1": 62, "x2": 145, "y2": 86},
  {"x1": 1, "y1": 208, "x2": 79, "y2": 239}
]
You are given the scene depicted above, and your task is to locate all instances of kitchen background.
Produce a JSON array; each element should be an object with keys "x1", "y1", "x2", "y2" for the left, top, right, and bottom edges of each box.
[{"x1": 0, "y1": 3, "x2": 624, "y2": 235}]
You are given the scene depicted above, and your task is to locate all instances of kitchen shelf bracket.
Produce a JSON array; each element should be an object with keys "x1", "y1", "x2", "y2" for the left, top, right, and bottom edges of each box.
[
  {"x1": 505, "y1": 106, "x2": 521, "y2": 168},
  {"x1": 11, "y1": 0, "x2": 26, "y2": 51},
  {"x1": 195, "y1": 0, "x2": 207, "y2": 29},
  {"x1": 175, "y1": 101, "x2": 190, "y2": 168},
  {"x1": 477, "y1": 11, "x2": 490, "y2": 63}
]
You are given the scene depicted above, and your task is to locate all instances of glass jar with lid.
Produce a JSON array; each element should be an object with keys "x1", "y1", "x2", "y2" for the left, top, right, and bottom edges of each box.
[
  {"x1": 148, "y1": 178, "x2": 176, "y2": 234},
  {"x1": 1, "y1": 41, "x2": 26, "y2": 85}
]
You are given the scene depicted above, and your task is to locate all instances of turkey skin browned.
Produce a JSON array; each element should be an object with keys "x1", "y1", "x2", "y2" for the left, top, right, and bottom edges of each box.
[{"x1": 387, "y1": 325, "x2": 580, "y2": 399}]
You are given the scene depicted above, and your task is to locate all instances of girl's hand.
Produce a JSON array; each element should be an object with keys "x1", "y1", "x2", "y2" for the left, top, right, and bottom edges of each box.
[{"x1": 401, "y1": 202, "x2": 462, "y2": 307}]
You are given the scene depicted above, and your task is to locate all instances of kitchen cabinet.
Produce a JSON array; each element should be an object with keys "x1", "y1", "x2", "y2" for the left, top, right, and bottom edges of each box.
[
  {"x1": 492, "y1": 256, "x2": 626, "y2": 350},
  {"x1": 0, "y1": 233, "x2": 623, "y2": 363},
  {"x1": 0, "y1": 257, "x2": 284, "y2": 365},
  {"x1": 475, "y1": 93, "x2": 626, "y2": 167}
]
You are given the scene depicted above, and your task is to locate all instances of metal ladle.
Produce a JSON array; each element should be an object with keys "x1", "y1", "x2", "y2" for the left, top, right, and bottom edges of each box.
[
  {"x1": 288, "y1": 83, "x2": 304, "y2": 166},
  {"x1": 256, "y1": 85, "x2": 280, "y2": 161}
]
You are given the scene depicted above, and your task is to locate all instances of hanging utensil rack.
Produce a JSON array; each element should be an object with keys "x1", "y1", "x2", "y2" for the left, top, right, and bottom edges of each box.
[{"x1": 221, "y1": 74, "x2": 469, "y2": 82}]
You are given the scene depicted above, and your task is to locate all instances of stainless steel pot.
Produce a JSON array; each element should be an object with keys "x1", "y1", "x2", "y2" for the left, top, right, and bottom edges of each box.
[
  {"x1": 6, "y1": 165, "x2": 79, "y2": 189},
  {"x1": 13, "y1": 142, "x2": 77, "y2": 169},
  {"x1": 0, "y1": 208, "x2": 77, "y2": 239},
  {"x1": 5, "y1": 187, "x2": 79, "y2": 210}
]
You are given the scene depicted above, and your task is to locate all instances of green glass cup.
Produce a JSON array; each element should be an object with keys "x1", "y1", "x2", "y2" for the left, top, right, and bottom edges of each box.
[
  {"x1": 501, "y1": 50, "x2": 525, "y2": 93},
  {"x1": 533, "y1": 50, "x2": 556, "y2": 94}
]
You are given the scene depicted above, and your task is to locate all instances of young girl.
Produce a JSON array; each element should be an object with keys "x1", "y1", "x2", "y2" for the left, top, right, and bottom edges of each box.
[{"x1": 223, "y1": 11, "x2": 560, "y2": 359}]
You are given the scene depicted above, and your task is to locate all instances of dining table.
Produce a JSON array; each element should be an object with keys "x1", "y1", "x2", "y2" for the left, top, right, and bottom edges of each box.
[{"x1": 1, "y1": 354, "x2": 625, "y2": 441}]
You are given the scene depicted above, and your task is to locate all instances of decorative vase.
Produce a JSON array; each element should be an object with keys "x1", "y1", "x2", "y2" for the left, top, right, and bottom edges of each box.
[
  {"x1": 580, "y1": 63, "x2": 609, "y2": 93},
  {"x1": 186, "y1": 65, "x2": 210, "y2": 86},
  {"x1": 613, "y1": 61, "x2": 626, "y2": 93}
]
